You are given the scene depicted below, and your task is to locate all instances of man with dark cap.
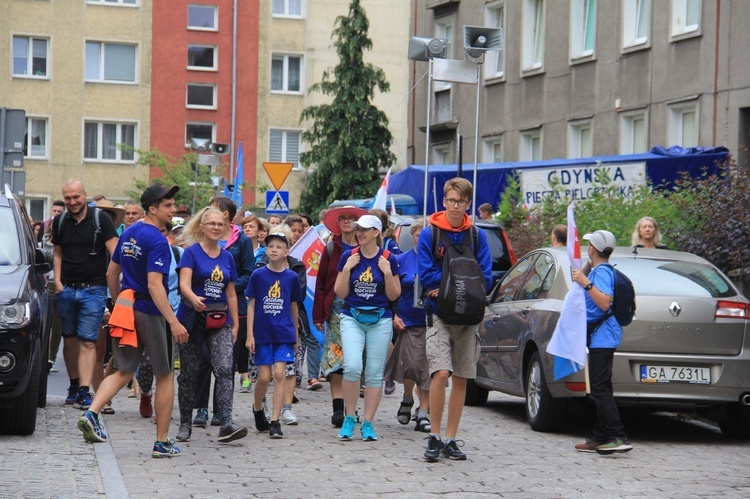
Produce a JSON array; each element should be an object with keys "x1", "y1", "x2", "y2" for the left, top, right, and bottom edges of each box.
[
  {"x1": 78, "y1": 183, "x2": 189, "y2": 458},
  {"x1": 175, "y1": 204, "x2": 192, "y2": 222}
]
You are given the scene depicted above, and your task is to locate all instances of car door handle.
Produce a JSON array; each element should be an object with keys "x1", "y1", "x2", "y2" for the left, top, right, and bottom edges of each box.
[{"x1": 521, "y1": 307, "x2": 530, "y2": 316}]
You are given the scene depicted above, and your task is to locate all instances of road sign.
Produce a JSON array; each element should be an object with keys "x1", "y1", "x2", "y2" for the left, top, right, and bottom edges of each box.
[
  {"x1": 266, "y1": 190, "x2": 289, "y2": 215},
  {"x1": 262, "y1": 162, "x2": 294, "y2": 191}
]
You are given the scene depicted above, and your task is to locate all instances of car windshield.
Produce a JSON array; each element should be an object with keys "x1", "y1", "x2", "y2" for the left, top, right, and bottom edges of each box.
[
  {"x1": 0, "y1": 208, "x2": 21, "y2": 266},
  {"x1": 611, "y1": 257, "x2": 735, "y2": 299}
]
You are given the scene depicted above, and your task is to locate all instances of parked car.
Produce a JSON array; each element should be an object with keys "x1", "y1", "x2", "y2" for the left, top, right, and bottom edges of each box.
[
  {"x1": 0, "y1": 185, "x2": 52, "y2": 435},
  {"x1": 467, "y1": 246, "x2": 750, "y2": 439}
]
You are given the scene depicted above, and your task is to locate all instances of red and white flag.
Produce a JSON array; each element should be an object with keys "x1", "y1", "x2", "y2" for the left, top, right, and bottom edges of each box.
[
  {"x1": 289, "y1": 227, "x2": 326, "y2": 341},
  {"x1": 371, "y1": 167, "x2": 392, "y2": 211}
]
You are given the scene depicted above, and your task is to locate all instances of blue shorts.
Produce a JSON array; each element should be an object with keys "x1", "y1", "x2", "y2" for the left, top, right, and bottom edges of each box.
[
  {"x1": 254, "y1": 343, "x2": 295, "y2": 367},
  {"x1": 57, "y1": 285, "x2": 108, "y2": 343}
]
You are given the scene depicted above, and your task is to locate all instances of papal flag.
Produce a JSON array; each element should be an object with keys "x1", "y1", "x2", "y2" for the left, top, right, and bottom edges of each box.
[{"x1": 289, "y1": 226, "x2": 326, "y2": 344}]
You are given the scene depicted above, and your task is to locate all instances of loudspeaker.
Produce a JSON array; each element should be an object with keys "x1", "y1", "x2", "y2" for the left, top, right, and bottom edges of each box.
[
  {"x1": 211, "y1": 142, "x2": 230, "y2": 155},
  {"x1": 464, "y1": 26, "x2": 503, "y2": 58},
  {"x1": 408, "y1": 36, "x2": 448, "y2": 62}
]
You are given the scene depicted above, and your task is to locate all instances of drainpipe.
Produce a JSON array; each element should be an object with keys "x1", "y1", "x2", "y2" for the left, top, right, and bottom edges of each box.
[
  {"x1": 712, "y1": 0, "x2": 721, "y2": 146},
  {"x1": 230, "y1": 0, "x2": 238, "y2": 184}
]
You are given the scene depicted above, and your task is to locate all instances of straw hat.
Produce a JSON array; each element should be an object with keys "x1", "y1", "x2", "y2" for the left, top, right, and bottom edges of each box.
[{"x1": 94, "y1": 199, "x2": 125, "y2": 227}]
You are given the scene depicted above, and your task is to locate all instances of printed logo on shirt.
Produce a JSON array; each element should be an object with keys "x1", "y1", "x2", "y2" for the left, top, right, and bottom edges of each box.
[
  {"x1": 353, "y1": 266, "x2": 378, "y2": 300},
  {"x1": 122, "y1": 238, "x2": 142, "y2": 260},
  {"x1": 263, "y1": 280, "x2": 284, "y2": 316},
  {"x1": 203, "y1": 264, "x2": 226, "y2": 299}
]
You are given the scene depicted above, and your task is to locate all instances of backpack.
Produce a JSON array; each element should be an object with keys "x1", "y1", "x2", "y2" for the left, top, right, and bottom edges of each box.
[
  {"x1": 431, "y1": 226, "x2": 486, "y2": 326},
  {"x1": 57, "y1": 207, "x2": 103, "y2": 239},
  {"x1": 587, "y1": 263, "x2": 636, "y2": 337}
]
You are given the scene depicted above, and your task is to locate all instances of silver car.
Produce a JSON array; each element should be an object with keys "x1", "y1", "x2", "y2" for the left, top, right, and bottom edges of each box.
[{"x1": 468, "y1": 247, "x2": 750, "y2": 439}]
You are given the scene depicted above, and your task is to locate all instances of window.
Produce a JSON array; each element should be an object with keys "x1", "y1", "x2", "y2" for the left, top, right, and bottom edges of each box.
[
  {"x1": 272, "y1": 0, "x2": 302, "y2": 17},
  {"x1": 84, "y1": 121, "x2": 136, "y2": 162},
  {"x1": 483, "y1": 137, "x2": 503, "y2": 163},
  {"x1": 186, "y1": 84, "x2": 216, "y2": 109},
  {"x1": 671, "y1": 0, "x2": 701, "y2": 38},
  {"x1": 620, "y1": 110, "x2": 648, "y2": 154},
  {"x1": 520, "y1": 128, "x2": 542, "y2": 161},
  {"x1": 24, "y1": 117, "x2": 48, "y2": 159},
  {"x1": 269, "y1": 129, "x2": 301, "y2": 168},
  {"x1": 669, "y1": 101, "x2": 699, "y2": 147},
  {"x1": 432, "y1": 144, "x2": 451, "y2": 165},
  {"x1": 85, "y1": 41, "x2": 137, "y2": 83},
  {"x1": 434, "y1": 89, "x2": 451, "y2": 123},
  {"x1": 187, "y1": 45, "x2": 217, "y2": 70},
  {"x1": 87, "y1": 0, "x2": 138, "y2": 5},
  {"x1": 568, "y1": 120, "x2": 593, "y2": 158},
  {"x1": 271, "y1": 54, "x2": 302, "y2": 93},
  {"x1": 12, "y1": 36, "x2": 48, "y2": 78},
  {"x1": 570, "y1": 0, "x2": 596, "y2": 60},
  {"x1": 188, "y1": 4, "x2": 217, "y2": 30},
  {"x1": 434, "y1": 19, "x2": 453, "y2": 91},
  {"x1": 623, "y1": 0, "x2": 650, "y2": 48},
  {"x1": 185, "y1": 123, "x2": 215, "y2": 148},
  {"x1": 522, "y1": 0, "x2": 545, "y2": 71},
  {"x1": 484, "y1": 2, "x2": 506, "y2": 79}
]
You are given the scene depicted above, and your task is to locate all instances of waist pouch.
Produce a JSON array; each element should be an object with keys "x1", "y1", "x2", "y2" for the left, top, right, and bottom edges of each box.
[
  {"x1": 350, "y1": 306, "x2": 385, "y2": 325},
  {"x1": 199, "y1": 302, "x2": 228, "y2": 331}
]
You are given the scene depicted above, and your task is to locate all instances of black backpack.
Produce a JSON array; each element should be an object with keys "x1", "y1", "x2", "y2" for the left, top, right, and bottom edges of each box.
[
  {"x1": 432, "y1": 226, "x2": 486, "y2": 326},
  {"x1": 588, "y1": 263, "x2": 636, "y2": 337}
]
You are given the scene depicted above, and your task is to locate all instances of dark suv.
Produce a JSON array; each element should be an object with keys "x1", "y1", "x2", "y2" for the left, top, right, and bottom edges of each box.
[{"x1": 0, "y1": 185, "x2": 52, "y2": 435}]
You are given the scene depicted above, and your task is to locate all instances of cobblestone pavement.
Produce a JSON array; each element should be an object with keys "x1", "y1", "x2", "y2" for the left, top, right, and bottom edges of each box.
[{"x1": 2, "y1": 367, "x2": 750, "y2": 498}]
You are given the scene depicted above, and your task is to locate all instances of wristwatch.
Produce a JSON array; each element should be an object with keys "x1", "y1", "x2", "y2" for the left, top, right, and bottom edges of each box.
[{"x1": 584, "y1": 282, "x2": 594, "y2": 291}]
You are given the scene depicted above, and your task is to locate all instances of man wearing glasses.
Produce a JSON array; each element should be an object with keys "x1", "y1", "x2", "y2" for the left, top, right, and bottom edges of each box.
[{"x1": 417, "y1": 177, "x2": 492, "y2": 462}]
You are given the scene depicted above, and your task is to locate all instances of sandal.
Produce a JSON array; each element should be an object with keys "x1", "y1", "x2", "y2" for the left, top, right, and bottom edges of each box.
[
  {"x1": 414, "y1": 416, "x2": 431, "y2": 433},
  {"x1": 101, "y1": 403, "x2": 116, "y2": 415},
  {"x1": 397, "y1": 400, "x2": 414, "y2": 425}
]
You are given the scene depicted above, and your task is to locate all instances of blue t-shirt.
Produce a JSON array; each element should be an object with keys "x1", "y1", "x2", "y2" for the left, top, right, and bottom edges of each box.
[
  {"x1": 384, "y1": 237, "x2": 402, "y2": 256},
  {"x1": 113, "y1": 222, "x2": 171, "y2": 316},
  {"x1": 395, "y1": 249, "x2": 426, "y2": 328},
  {"x1": 176, "y1": 243, "x2": 238, "y2": 325},
  {"x1": 337, "y1": 248, "x2": 399, "y2": 319},
  {"x1": 586, "y1": 263, "x2": 623, "y2": 349},
  {"x1": 245, "y1": 265, "x2": 302, "y2": 344}
]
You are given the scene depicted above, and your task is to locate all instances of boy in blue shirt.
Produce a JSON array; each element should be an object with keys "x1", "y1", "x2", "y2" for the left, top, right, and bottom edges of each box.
[{"x1": 245, "y1": 231, "x2": 301, "y2": 438}]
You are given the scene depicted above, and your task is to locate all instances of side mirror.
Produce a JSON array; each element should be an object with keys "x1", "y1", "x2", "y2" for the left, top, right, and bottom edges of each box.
[{"x1": 34, "y1": 248, "x2": 51, "y2": 274}]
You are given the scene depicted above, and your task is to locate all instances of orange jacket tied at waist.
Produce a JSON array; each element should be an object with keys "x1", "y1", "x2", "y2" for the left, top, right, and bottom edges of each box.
[{"x1": 109, "y1": 289, "x2": 137, "y2": 348}]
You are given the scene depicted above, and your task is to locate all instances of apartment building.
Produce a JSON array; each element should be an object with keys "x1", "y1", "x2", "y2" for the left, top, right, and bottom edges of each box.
[
  {"x1": 1, "y1": 0, "x2": 153, "y2": 221},
  {"x1": 409, "y1": 0, "x2": 750, "y2": 168}
]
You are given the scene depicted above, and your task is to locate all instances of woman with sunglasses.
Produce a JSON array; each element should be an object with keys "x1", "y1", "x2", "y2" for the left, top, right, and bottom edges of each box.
[{"x1": 174, "y1": 207, "x2": 247, "y2": 444}]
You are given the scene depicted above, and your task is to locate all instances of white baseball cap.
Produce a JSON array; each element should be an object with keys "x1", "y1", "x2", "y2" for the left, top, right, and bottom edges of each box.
[{"x1": 583, "y1": 230, "x2": 616, "y2": 252}]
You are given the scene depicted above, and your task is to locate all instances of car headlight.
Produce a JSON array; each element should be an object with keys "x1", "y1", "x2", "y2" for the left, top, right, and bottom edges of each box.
[{"x1": 0, "y1": 303, "x2": 31, "y2": 327}]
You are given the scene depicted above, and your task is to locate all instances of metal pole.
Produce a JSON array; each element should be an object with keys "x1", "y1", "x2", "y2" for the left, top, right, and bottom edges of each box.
[
  {"x1": 0, "y1": 108, "x2": 6, "y2": 170},
  {"x1": 229, "y1": 0, "x2": 238, "y2": 184},
  {"x1": 422, "y1": 59, "x2": 433, "y2": 224},
  {"x1": 471, "y1": 63, "x2": 481, "y2": 223}
]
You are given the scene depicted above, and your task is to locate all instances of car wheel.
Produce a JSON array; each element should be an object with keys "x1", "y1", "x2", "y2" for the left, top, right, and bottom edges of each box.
[
  {"x1": 0, "y1": 358, "x2": 40, "y2": 435},
  {"x1": 525, "y1": 351, "x2": 567, "y2": 432},
  {"x1": 464, "y1": 378, "x2": 489, "y2": 406},
  {"x1": 718, "y1": 403, "x2": 750, "y2": 439}
]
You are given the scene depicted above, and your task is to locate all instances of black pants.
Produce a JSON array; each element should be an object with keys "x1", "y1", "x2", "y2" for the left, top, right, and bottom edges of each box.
[{"x1": 589, "y1": 348, "x2": 627, "y2": 442}]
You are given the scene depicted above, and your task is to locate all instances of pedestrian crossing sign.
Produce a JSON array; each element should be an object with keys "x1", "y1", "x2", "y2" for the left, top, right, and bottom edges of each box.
[{"x1": 266, "y1": 190, "x2": 289, "y2": 215}]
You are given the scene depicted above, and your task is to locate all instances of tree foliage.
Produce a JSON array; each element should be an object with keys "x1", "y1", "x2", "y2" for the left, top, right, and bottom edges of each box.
[{"x1": 298, "y1": 0, "x2": 396, "y2": 217}]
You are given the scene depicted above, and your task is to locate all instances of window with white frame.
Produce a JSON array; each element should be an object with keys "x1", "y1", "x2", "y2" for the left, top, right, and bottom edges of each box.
[
  {"x1": 570, "y1": 0, "x2": 596, "y2": 60},
  {"x1": 185, "y1": 123, "x2": 215, "y2": 148},
  {"x1": 671, "y1": 0, "x2": 701, "y2": 38},
  {"x1": 85, "y1": 41, "x2": 136, "y2": 83},
  {"x1": 568, "y1": 121, "x2": 593, "y2": 158},
  {"x1": 272, "y1": 0, "x2": 302, "y2": 17},
  {"x1": 12, "y1": 36, "x2": 48, "y2": 78},
  {"x1": 520, "y1": 128, "x2": 542, "y2": 161},
  {"x1": 484, "y1": 2, "x2": 505, "y2": 79},
  {"x1": 188, "y1": 4, "x2": 217, "y2": 30},
  {"x1": 24, "y1": 117, "x2": 48, "y2": 159},
  {"x1": 623, "y1": 0, "x2": 650, "y2": 48},
  {"x1": 668, "y1": 101, "x2": 699, "y2": 147},
  {"x1": 432, "y1": 144, "x2": 451, "y2": 165},
  {"x1": 271, "y1": 54, "x2": 302, "y2": 93},
  {"x1": 186, "y1": 84, "x2": 216, "y2": 109},
  {"x1": 620, "y1": 110, "x2": 648, "y2": 154},
  {"x1": 483, "y1": 137, "x2": 503, "y2": 163},
  {"x1": 87, "y1": 0, "x2": 138, "y2": 6},
  {"x1": 434, "y1": 18, "x2": 454, "y2": 91},
  {"x1": 522, "y1": 0, "x2": 545, "y2": 71},
  {"x1": 84, "y1": 121, "x2": 136, "y2": 162},
  {"x1": 187, "y1": 45, "x2": 217, "y2": 70},
  {"x1": 269, "y1": 129, "x2": 301, "y2": 168}
]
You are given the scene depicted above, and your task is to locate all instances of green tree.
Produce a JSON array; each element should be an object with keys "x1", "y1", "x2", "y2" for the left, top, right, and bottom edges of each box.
[{"x1": 298, "y1": 0, "x2": 396, "y2": 217}]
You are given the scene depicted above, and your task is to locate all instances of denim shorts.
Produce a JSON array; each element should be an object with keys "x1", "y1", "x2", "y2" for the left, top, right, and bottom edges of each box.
[
  {"x1": 56, "y1": 285, "x2": 108, "y2": 343},
  {"x1": 254, "y1": 343, "x2": 295, "y2": 366}
]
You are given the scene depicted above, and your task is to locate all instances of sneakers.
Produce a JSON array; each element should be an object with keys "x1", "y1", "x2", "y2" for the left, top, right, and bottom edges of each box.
[
  {"x1": 193, "y1": 408, "x2": 209, "y2": 428},
  {"x1": 360, "y1": 420, "x2": 377, "y2": 441},
  {"x1": 218, "y1": 422, "x2": 248, "y2": 443},
  {"x1": 423, "y1": 435, "x2": 442, "y2": 462},
  {"x1": 338, "y1": 415, "x2": 357, "y2": 440},
  {"x1": 210, "y1": 414, "x2": 222, "y2": 427},
  {"x1": 173, "y1": 359, "x2": 181, "y2": 370},
  {"x1": 65, "y1": 385, "x2": 79, "y2": 405},
  {"x1": 575, "y1": 439, "x2": 604, "y2": 453},
  {"x1": 239, "y1": 378, "x2": 252, "y2": 393},
  {"x1": 176, "y1": 424, "x2": 192, "y2": 442},
  {"x1": 384, "y1": 380, "x2": 396, "y2": 395},
  {"x1": 152, "y1": 439, "x2": 181, "y2": 458},
  {"x1": 331, "y1": 410, "x2": 345, "y2": 428},
  {"x1": 306, "y1": 379, "x2": 322, "y2": 391},
  {"x1": 73, "y1": 388, "x2": 93, "y2": 410},
  {"x1": 269, "y1": 420, "x2": 284, "y2": 439},
  {"x1": 595, "y1": 437, "x2": 633, "y2": 455},
  {"x1": 280, "y1": 408, "x2": 298, "y2": 425},
  {"x1": 48, "y1": 361, "x2": 58, "y2": 373},
  {"x1": 262, "y1": 398, "x2": 271, "y2": 421},
  {"x1": 77, "y1": 410, "x2": 108, "y2": 443},
  {"x1": 139, "y1": 393, "x2": 153, "y2": 418},
  {"x1": 253, "y1": 408, "x2": 269, "y2": 432},
  {"x1": 441, "y1": 439, "x2": 467, "y2": 460}
]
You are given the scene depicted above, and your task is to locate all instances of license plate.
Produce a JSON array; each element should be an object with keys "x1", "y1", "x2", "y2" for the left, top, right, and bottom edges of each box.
[{"x1": 640, "y1": 365, "x2": 711, "y2": 384}]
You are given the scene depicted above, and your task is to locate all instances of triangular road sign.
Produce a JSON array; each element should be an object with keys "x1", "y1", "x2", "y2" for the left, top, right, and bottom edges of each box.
[{"x1": 262, "y1": 162, "x2": 294, "y2": 191}]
